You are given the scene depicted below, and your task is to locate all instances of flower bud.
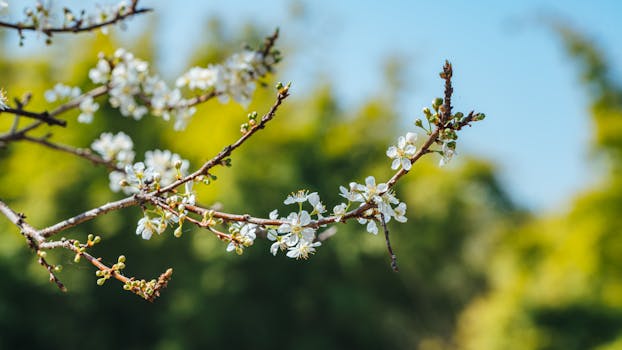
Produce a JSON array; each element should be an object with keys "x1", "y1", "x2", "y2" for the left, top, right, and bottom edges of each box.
[{"x1": 174, "y1": 227, "x2": 182, "y2": 238}]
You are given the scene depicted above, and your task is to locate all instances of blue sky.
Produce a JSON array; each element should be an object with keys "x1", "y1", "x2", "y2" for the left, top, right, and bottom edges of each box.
[
  {"x1": 150, "y1": 0, "x2": 622, "y2": 211},
  {"x1": 8, "y1": 1, "x2": 622, "y2": 211}
]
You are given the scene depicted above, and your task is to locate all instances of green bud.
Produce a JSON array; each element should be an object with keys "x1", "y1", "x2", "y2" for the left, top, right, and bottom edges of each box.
[
  {"x1": 432, "y1": 97, "x2": 443, "y2": 109},
  {"x1": 74, "y1": 254, "x2": 81, "y2": 263},
  {"x1": 54, "y1": 265, "x2": 62, "y2": 272},
  {"x1": 87, "y1": 234, "x2": 94, "y2": 242},
  {"x1": 96, "y1": 278, "x2": 106, "y2": 286},
  {"x1": 174, "y1": 226, "x2": 183, "y2": 238},
  {"x1": 95, "y1": 270, "x2": 104, "y2": 277},
  {"x1": 422, "y1": 107, "x2": 431, "y2": 117},
  {"x1": 415, "y1": 119, "x2": 423, "y2": 128},
  {"x1": 474, "y1": 113, "x2": 486, "y2": 121},
  {"x1": 93, "y1": 236, "x2": 101, "y2": 244},
  {"x1": 454, "y1": 112, "x2": 464, "y2": 120},
  {"x1": 116, "y1": 262, "x2": 126, "y2": 270},
  {"x1": 123, "y1": 284, "x2": 132, "y2": 290},
  {"x1": 174, "y1": 160, "x2": 182, "y2": 169},
  {"x1": 118, "y1": 255, "x2": 126, "y2": 263},
  {"x1": 38, "y1": 251, "x2": 47, "y2": 258},
  {"x1": 276, "y1": 82, "x2": 284, "y2": 90}
]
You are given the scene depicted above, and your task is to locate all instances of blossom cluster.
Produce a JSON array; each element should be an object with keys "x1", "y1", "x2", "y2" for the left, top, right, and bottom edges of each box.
[
  {"x1": 176, "y1": 50, "x2": 276, "y2": 107},
  {"x1": 336, "y1": 176, "x2": 407, "y2": 235},
  {"x1": 226, "y1": 222, "x2": 258, "y2": 255},
  {"x1": 90, "y1": 132, "x2": 190, "y2": 195},
  {"x1": 81, "y1": 44, "x2": 277, "y2": 130},
  {"x1": 43, "y1": 83, "x2": 100, "y2": 123},
  {"x1": 265, "y1": 191, "x2": 325, "y2": 259}
]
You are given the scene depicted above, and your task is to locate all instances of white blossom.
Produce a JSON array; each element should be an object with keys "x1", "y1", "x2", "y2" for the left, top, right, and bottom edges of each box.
[
  {"x1": 125, "y1": 162, "x2": 159, "y2": 190},
  {"x1": 44, "y1": 83, "x2": 81, "y2": 103},
  {"x1": 91, "y1": 132, "x2": 135, "y2": 167},
  {"x1": 439, "y1": 141, "x2": 456, "y2": 167},
  {"x1": 78, "y1": 96, "x2": 99, "y2": 123},
  {"x1": 226, "y1": 223, "x2": 258, "y2": 254},
  {"x1": 136, "y1": 215, "x2": 165, "y2": 240},
  {"x1": 354, "y1": 176, "x2": 388, "y2": 204},
  {"x1": 89, "y1": 58, "x2": 111, "y2": 84},
  {"x1": 332, "y1": 203, "x2": 347, "y2": 222},
  {"x1": 307, "y1": 192, "x2": 326, "y2": 217},
  {"x1": 386, "y1": 132, "x2": 417, "y2": 170},
  {"x1": 393, "y1": 202, "x2": 407, "y2": 223},
  {"x1": 144, "y1": 149, "x2": 189, "y2": 187},
  {"x1": 284, "y1": 190, "x2": 310, "y2": 205},
  {"x1": 269, "y1": 209, "x2": 279, "y2": 220},
  {"x1": 278, "y1": 211, "x2": 315, "y2": 242},
  {"x1": 286, "y1": 240, "x2": 321, "y2": 259},
  {"x1": 0, "y1": 89, "x2": 7, "y2": 110},
  {"x1": 357, "y1": 217, "x2": 379, "y2": 235},
  {"x1": 339, "y1": 183, "x2": 363, "y2": 202}
]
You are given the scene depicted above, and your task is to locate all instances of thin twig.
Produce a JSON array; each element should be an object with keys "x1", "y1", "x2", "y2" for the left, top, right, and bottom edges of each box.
[
  {"x1": 37, "y1": 252, "x2": 67, "y2": 292},
  {"x1": 0, "y1": 7, "x2": 151, "y2": 36},
  {"x1": 22, "y1": 134, "x2": 122, "y2": 171},
  {"x1": 1, "y1": 107, "x2": 65, "y2": 126},
  {"x1": 380, "y1": 215, "x2": 399, "y2": 272}
]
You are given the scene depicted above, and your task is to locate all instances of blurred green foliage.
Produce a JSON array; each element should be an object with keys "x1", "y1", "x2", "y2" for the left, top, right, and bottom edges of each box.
[
  {"x1": 456, "y1": 27, "x2": 622, "y2": 350},
  {"x1": 8, "y1": 17, "x2": 619, "y2": 350}
]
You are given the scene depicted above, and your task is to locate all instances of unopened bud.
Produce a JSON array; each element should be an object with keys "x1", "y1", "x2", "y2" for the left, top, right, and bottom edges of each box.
[{"x1": 174, "y1": 226, "x2": 183, "y2": 238}]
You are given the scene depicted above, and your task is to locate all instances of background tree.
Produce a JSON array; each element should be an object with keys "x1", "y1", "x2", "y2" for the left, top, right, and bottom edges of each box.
[{"x1": 456, "y1": 26, "x2": 622, "y2": 350}]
